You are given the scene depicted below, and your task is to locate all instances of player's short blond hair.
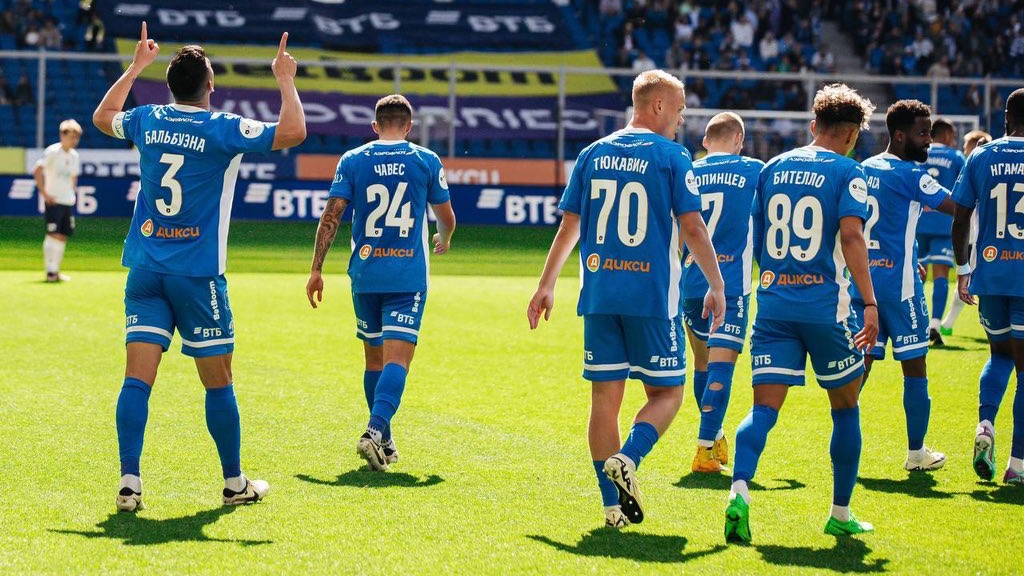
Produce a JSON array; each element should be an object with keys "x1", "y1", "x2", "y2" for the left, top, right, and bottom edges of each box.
[
  {"x1": 812, "y1": 83, "x2": 874, "y2": 131},
  {"x1": 963, "y1": 129, "x2": 992, "y2": 148},
  {"x1": 631, "y1": 70, "x2": 684, "y2": 106},
  {"x1": 59, "y1": 119, "x2": 82, "y2": 134},
  {"x1": 705, "y1": 112, "x2": 744, "y2": 141}
]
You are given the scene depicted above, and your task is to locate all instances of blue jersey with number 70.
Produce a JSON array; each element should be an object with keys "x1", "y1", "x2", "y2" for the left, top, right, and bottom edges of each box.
[
  {"x1": 559, "y1": 127, "x2": 702, "y2": 320},
  {"x1": 328, "y1": 140, "x2": 450, "y2": 294},
  {"x1": 112, "y1": 103, "x2": 278, "y2": 277}
]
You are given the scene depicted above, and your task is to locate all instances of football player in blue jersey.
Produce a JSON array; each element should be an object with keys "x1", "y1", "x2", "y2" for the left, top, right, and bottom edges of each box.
[
  {"x1": 306, "y1": 94, "x2": 456, "y2": 472},
  {"x1": 941, "y1": 129, "x2": 992, "y2": 335},
  {"x1": 852, "y1": 100, "x2": 959, "y2": 472},
  {"x1": 920, "y1": 118, "x2": 966, "y2": 346},
  {"x1": 724, "y1": 84, "x2": 879, "y2": 543},
  {"x1": 952, "y1": 89, "x2": 1024, "y2": 485},
  {"x1": 682, "y1": 112, "x2": 763, "y2": 474},
  {"x1": 528, "y1": 70, "x2": 726, "y2": 528},
  {"x1": 93, "y1": 24, "x2": 307, "y2": 511}
]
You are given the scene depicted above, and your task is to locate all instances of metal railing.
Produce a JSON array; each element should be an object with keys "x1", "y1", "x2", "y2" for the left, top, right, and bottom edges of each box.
[{"x1": 3, "y1": 48, "x2": 1020, "y2": 161}]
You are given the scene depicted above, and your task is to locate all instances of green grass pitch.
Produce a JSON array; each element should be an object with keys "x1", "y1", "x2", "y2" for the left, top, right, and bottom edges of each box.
[{"x1": 0, "y1": 216, "x2": 1021, "y2": 574}]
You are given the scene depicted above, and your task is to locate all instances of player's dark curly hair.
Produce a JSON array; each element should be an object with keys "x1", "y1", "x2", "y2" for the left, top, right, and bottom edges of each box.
[
  {"x1": 375, "y1": 94, "x2": 413, "y2": 129},
  {"x1": 886, "y1": 99, "x2": 931, "y2": 137},
  {"x1": 813, "y1": 83, "x2": 874, "y2": 131},
  {"x1": 166, "y1": 45, "x2": 211, "y2": 102}
]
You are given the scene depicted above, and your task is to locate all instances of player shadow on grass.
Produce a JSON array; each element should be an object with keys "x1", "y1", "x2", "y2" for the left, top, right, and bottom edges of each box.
[
  {"x1": 674, "y1": 475, "x2": 806, "y2": 493},
  {"x1": 969, "y1": 483, "x2": 1024, "y2": 504},
  {"x1": 858, "y1": 474, "x2": 964, "y2": 499},
  {"x1": 527, "y1": 530, "x2": 727, "y2": 564},
  {"x1": 295, "y1": 469, "x2": 444, "y2": 488},
  {"x1": 50, "y1": 506, "x2": 271, "y2": 546},
  {"x1": 757, "y1": 536, "x2": 889, "y2": 573}
]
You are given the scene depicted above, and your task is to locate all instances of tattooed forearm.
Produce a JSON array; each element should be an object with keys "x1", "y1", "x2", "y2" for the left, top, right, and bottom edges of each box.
[{"x1": 311, "y1": 197, "x2": 348, "y2": 271}]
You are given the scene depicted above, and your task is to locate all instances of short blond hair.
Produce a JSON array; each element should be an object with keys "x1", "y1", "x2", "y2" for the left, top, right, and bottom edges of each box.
[
  {"x1": 812, "y1": 83, "x2": 874, "y2": 131},
  {"x1": 59, "y1": 119, "x2": 82, "y2": 134},
  {"x1": 705, "y1": 112, "x2": 744, "y2": 141},
  {"x1": 963, "y1": 129, "x2": 992, "y2": 148},
  {"x1": 631, "y1": 70, "x2": 684, "y2": 106}
]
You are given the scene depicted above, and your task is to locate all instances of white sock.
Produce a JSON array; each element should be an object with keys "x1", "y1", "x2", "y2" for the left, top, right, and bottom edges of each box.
[
  {"x1": 53, "y1": 237, "x2": 66, "y2": 271},
  {"x1": 908, "y1": 447, "x2": 925, "y2": 460},
  {"x1": 716, "y1": 428, "x2": 725, "y2": 440},
  {"x1": 225, "y1": 474, "x2": 247, "y2": 492},
  {"x1": 831, "y1": 504, "x2": 850, "y2": 522},
  {"x1": 978, "y1": 420, "x2": 994, "y2": 434},
  {"x1": 43, "y1": 236, "x2": 58, "y2": 273},
  {"x1": 697, "y1": 439, "x2": 714, "y2": 448},
  {"x1": 730, "y1": 480, "x2": 750, "y2": 504},
  {"x1": 366, "y1": 426, "x2": 383, "y2": 443},
  {"x1": 1010, "y1": 457, "x2": 1024, "y2": 472},
  {"x1": 119, "y1": 474, "x2": 142, "y2": 492},
  {"x1": 929, "y1": 317, "x2": 940, "y2": 331},
  {"x1": 942, "y1": 297, "x2": 965, "y2": 329}
]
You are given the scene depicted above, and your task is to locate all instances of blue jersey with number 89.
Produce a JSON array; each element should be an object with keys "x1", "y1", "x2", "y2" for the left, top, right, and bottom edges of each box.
[
  {"x1": 112, "y1": 104, "x2": 277, "y2": 277},
  {"x1": 753, "y1": 146, "x2": 868, "y2": 324},
  {"x1": 328, "y1": 140, "x2": 450, "y2": 294},
  {"x1": 559, "y1": 128, "x2": 702, "y2": 319}
]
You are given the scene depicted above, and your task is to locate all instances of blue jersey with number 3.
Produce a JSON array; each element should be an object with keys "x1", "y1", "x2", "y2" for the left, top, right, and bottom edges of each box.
[
  {"x1": 112, "y1": 104, "x2": 277, "y2": 277},
  {"x1": 918, "y1": 144, "x2": 965, "y2": 235},
  {"x1": 683, "y1": 153, "x2": 763, "y2": 299},
  {"x1": 328, "y1": 140, "x2": 450, "y2": 294},
  {"x1": 854, "y1": 153, "x2": 950, "y2": 302},
  {"x1": 559, "y1": 128, "x2": 702, "y2": 319},
  {"x1": 753, "y1": 146, "x2": 868, "y2": 323},
  {"x1": 951, "y1": 136, "x2": 1024, "y2": 297}
]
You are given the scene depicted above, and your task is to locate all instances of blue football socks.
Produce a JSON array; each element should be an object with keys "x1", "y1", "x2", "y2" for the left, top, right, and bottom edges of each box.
[
  {"x1": 1012, "y1": 371, "x2": 1024, "y2": 460},
  {"x1": 699, "y1": 362, "x2": 735, "y2": 443},
  {"x1": 620, "y1": 421, "x2": 659, "y2": 467},
  {"x1": 593, "y1": 460, "x2": 618, "y2": 506},
  {"x1": 831, "y1": 406, "x2": 861, "y2": 507},
  {"x1": 733, "y1": 404, "x2": 778, "y2": 483},
  {"x1": 116, "y1": 377, "x2": 151, "y2": 477},
  {"x1": 692, "y1": 370, "x2": 708, "y2": 412},
  {"x1": 932, "y1": 276, "x2": 949, "y2": 322},
  {"x1": 205, "y1": 384, "x2": 242, "y2": 479},
  {"x1": 980, "y1": 354, "x2": 1014, "y2": 424},
  {"x1": 903, "y1": 377, "x2": 930, "y2": 451},
  {"x1": 369, "y1": 363, "x2": 408, "y2": 433}
]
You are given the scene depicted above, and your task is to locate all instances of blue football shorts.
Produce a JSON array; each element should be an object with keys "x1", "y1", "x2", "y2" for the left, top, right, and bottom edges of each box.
[
  {"x1": 851, "y1": 295, "x2": 929, "y2": 361},
  {"x1": 352, "y1": 291, "x2": 426, "y2": 346},
  {"x1": 583, "y1": 314, "x2": 686, "y2": 387},
  {"x1": 978, "y1": 295, "x2": 1024, "y2": 341},
  {"x1": 682, "y1": 295, "x2": 749, "y2": 352},
  {"x1": 916, "y1": 233, "x2": 954, "y2": 266},
  {"x1": 124, "y1": 268, "x2": 234, "y2": 358},
  {"x1": 749, "y1": 315, "x2": 865, "y2": 389}
]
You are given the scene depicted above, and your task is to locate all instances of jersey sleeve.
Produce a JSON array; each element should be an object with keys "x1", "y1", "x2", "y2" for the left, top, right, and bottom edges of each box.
[
  {"x1": 558, "y1": 152, "x2": 585, "y2": 215},
  {"x1": 951, "y1": 153, "x2": 978, "y2": 209},
  {"x1": 35, "y1": 146, "x2": 55, "y2": 170},
  {"x1": 111, "y1": 105, "x2": 148, "y2": 142},
  {"x1": 751, "y1": 168, "x2": 767, "y2": 264},
  {"x1": 670, "y1": 147, "x2": 702, "y2": 215},
  {"x1": 838, "y1": 163, "x2": 869, "y2": 220},
  {"x1": 426, "y1": 154, "x2": 451, "y2": 205},
  {"x1": 327, "y1": 153, "x2": 355, "y2": 201},
  {"x1": 910, "y1": 167, "x2": 950, "y2": 210},
  {"x1": 220, "y1": 116, "x2": 277, "y2": 155}
]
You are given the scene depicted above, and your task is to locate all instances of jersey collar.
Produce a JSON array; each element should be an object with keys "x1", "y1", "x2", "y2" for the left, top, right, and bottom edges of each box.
[
  {"x1": 878, "y1": 152, "x2": 900, "y2": 161},
  {"x1": 170, "y1": 103, "x2": 206, "y2": 113},
  {"x1": 1005, "y1": 136, "x2": 1024, "y2": 142},
  {"x1": 803, "y1": 145, "x2": 831, "y2": 153},
  {"x1": 374, "y1": 139, "x2": 407, "y2": 145},
  {"x1": 704, "y1": 151, "x2": 733, "y2": 158},
  {"x1": 620, "y1": 127, "x2": 654, "y2": 134}
]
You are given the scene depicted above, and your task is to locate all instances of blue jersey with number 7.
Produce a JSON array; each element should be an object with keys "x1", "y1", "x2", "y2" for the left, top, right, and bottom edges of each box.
[
  {"x1": 328, "y1": 140, "x2": 450, "y2": 294},
  {"x1": 559, "y1": 127, "x2": 702, "y2": 320},
  {"x1": 112, "y1": 103, "x2": 277, "y2": 276}
]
